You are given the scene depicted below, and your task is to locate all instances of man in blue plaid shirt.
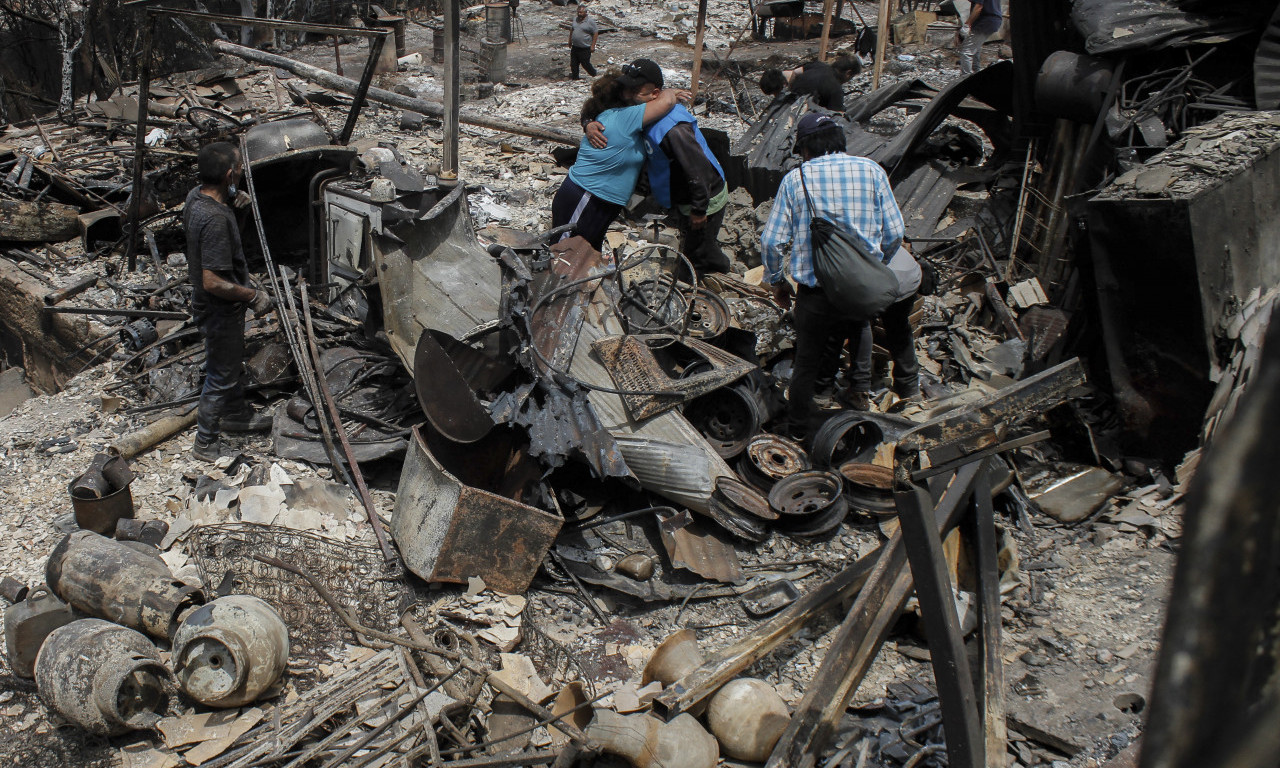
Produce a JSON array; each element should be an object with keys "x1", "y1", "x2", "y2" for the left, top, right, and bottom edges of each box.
[{"x1": 761, "y1": 113, "x2": 916, "y2": 435}]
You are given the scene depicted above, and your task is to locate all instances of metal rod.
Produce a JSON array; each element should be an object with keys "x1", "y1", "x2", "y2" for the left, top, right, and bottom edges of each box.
[
  {"x1": 240, "y1": 134, "x2": 350, "y2": 480},
  {"x1": 436, "y1": 693, "x2": 609, "y2": 757},
  {"x1": 42, "y1": 306, "x2": 187, "y2": 319},
  {"x1": 339, "y1": 33, "x2": 385, "y2": 144},
  {"x1": 125, "y1": 15, "x2": 156, "y2": 272},
  {"x1": 300, "y1": 280, "x2": 396, "y2": 561},
  {"x1": 147, "y1": 7, "x2": 391, "y2": 37},
  {"x1": 318, "y1": 667, "x2": 466, "y2": 768},
  {"x1": 550, "y1": 550, "x2": 609, "y2": 626}
]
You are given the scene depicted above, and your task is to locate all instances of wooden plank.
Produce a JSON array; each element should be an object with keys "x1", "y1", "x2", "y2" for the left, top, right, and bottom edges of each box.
[
  {"x1": 817, "y1": 0, "x2": 837, "y2": 62},
  {"x1": 690, "y1": 0, "x2": 709, "y2": 102},
  {"x1": 653, "y1": 545, "x2": 882, "y2": 718},
  {"x1": 873, "y1": 0, "x2": 891, "y2": 89},
  {"x1": 896, "y1": 476, "x2": 985, "y2": 768},
  {"x1": 973, "y1": 467, "x2": 1009, "y2": 767},
  {"x1": 764, "y1": 462, "x2": 985, "y2": 767}
]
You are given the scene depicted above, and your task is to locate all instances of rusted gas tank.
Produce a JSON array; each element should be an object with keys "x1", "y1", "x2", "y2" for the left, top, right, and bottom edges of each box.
[
  {"x1": 3, "y1": 586, "x2": 77, "y2": 678},
  {"x1": 172, "y1": 596, "x2": 289, "y2": 707},
  {"x1": 46, "y1": 530, "x2": 203, "y2": 640},
  {"x1": 35, "y1": 618, "x2": 171, "y2": 735}
]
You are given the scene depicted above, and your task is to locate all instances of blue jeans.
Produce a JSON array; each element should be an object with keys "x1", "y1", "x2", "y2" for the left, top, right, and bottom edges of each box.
[{"x1": 196, "y1": 305, "x2": 247, "y2": 443}]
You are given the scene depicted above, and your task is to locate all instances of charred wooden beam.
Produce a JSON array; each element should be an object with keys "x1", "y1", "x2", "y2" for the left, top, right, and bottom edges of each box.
[
  {"x1": 764, "y1": 461, "x2": 984, "y2": 768},
  {"x1": 0, "y1": 200, "x2": 80, "y2": 243},
  {"x1": 651, "y1": 545, "x2": 882, "y2": 718}
]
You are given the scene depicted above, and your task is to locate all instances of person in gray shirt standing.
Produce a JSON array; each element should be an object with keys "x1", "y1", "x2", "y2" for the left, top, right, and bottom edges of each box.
[{"x1": 569, "y1": 4, "x2": 598, "y2": 80}]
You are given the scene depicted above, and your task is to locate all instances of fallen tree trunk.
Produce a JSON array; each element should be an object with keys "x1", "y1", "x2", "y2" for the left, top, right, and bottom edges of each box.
[
  {"x1": 211, "y1": 40, "x2": 579, "y2": 147},
  {"x1": 0, "y1": 200, "x2": 81, "y2": 243}
]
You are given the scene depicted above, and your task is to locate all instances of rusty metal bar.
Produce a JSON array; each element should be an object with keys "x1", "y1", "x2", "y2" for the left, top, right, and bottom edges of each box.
[
  {"x1": 690, "y1": 0, "x2": 708, "y2": 102},
  {"x1": 125, "y1": 15, "x2": 155, "y2": 272},
  {"x1": 43, "y1": 274, "x2": 99, "y2": 305},
  {"x1": 897, "y1": 358, "x2": 1086, "y2": 456},
  {"x1": 299, "y1": 281, "x2": 396, "y2": 562},
  {"x1": 339, "y1": 33, "x2": 385, "y2": 144}
]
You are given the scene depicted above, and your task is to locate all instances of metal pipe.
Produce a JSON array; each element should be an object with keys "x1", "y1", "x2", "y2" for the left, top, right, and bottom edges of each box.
[
  {"x1": 109, "y1": 408, "x2": 198, "y2": 459},
  {"x1": 43, "y1": 306, "x2": 187, "y2": 320},
  {"x1": 299, "y1": 280, "x2": 396, "y2": 561},
  {"x1": 339, "y1": 33, "x2": 386, "y2": 144}
]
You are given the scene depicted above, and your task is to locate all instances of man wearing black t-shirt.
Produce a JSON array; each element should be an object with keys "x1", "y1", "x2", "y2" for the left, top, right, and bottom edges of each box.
[
  {"x1": 183, "y1": 142, "x2": 274, "y2": 461},
  {"x1": 759, "y1": 57, "x2": 862, "y2": 112}
]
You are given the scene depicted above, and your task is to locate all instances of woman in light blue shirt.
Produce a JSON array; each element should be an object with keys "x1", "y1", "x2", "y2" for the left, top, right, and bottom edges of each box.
[{"x1": 551, "y1": 62, "x2": 690, "y2": 251}]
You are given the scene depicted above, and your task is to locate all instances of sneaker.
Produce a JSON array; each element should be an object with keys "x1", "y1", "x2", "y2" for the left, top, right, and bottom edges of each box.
[
  {"x1": 221, "y1": 405, "x2": 274, "y2": 433},
  {"x1": 191, "y1": 436, "x2": 222, "y2": 462}
]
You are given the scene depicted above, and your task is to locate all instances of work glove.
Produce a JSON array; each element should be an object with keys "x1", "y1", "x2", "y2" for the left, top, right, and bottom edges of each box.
[
  {"x1": 956, "y1": 25, "x2": 970, "y2": 41},
  {"x1": 250, "y1": 289, "x2": 275, "y2": 317},
  {"x1": 233, "y1": 189, "x2": 252, "y2": 209}
]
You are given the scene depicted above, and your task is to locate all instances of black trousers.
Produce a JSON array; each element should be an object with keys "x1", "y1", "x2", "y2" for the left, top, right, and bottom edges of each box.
[
  {"x1": 196, "y1": 305, "x2": 248, "y2": 443},
  {"x1": 675, "y1": 206, "x2": 730, "y2": 274},
  {"x1": 791, "y1": 289, "x2": 921, "y2": 425},
  {"x1": 552, "y1": 176, "x2": 623, "y2": 252},
  {"x1": 876, "y1": 294, "x2": 920, "y2": 394},
  {"x1": 789, "y1": 286, "x2": 864, "y2": 426},
  {"x1": 570, "y1": 46, "x2": 596, "y2": 79}
]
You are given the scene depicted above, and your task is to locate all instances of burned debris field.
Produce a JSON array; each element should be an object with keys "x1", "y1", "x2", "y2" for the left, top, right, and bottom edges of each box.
[{"x1": 0, "y1": 2, "x2": 1278, "y2": 768}]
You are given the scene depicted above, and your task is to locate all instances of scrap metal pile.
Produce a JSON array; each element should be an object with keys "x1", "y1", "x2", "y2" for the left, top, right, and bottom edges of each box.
[
  {"x1": 10, "y1": 2, "x2": 1280, "y2": 767},
  {"x1": 0, "y1": 97, "x2": 1116, "y2": 766}
]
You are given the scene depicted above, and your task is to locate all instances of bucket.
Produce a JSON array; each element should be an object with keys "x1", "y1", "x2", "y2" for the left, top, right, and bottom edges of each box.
[
  {"x1": 432, "y1": 26, "x2": 445, "y2": 64},
  {"x1": 481, "y1": 38, "x2": 508, "y2": 83},
  {"x1": 68, "y1": 454, "x2": 135, "y2": 535},
  {"x1": 485, "y1": 1, "x2": 512, "y2": 43}
]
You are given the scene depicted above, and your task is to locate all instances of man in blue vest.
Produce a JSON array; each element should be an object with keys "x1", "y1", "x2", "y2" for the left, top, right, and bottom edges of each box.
[{"x1": 585, "y1": 59, "x2": 731, "y2": 274}]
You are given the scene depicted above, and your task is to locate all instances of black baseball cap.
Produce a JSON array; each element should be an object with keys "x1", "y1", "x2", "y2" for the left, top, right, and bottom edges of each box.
[{"x1": 619, "y1": 59, "x2": 664, "y2": 89}]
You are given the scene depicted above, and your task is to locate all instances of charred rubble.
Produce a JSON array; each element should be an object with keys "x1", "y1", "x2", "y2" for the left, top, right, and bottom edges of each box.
[{"x1": 0, "y1": 2, "x2": 1278, "y2": 768}]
